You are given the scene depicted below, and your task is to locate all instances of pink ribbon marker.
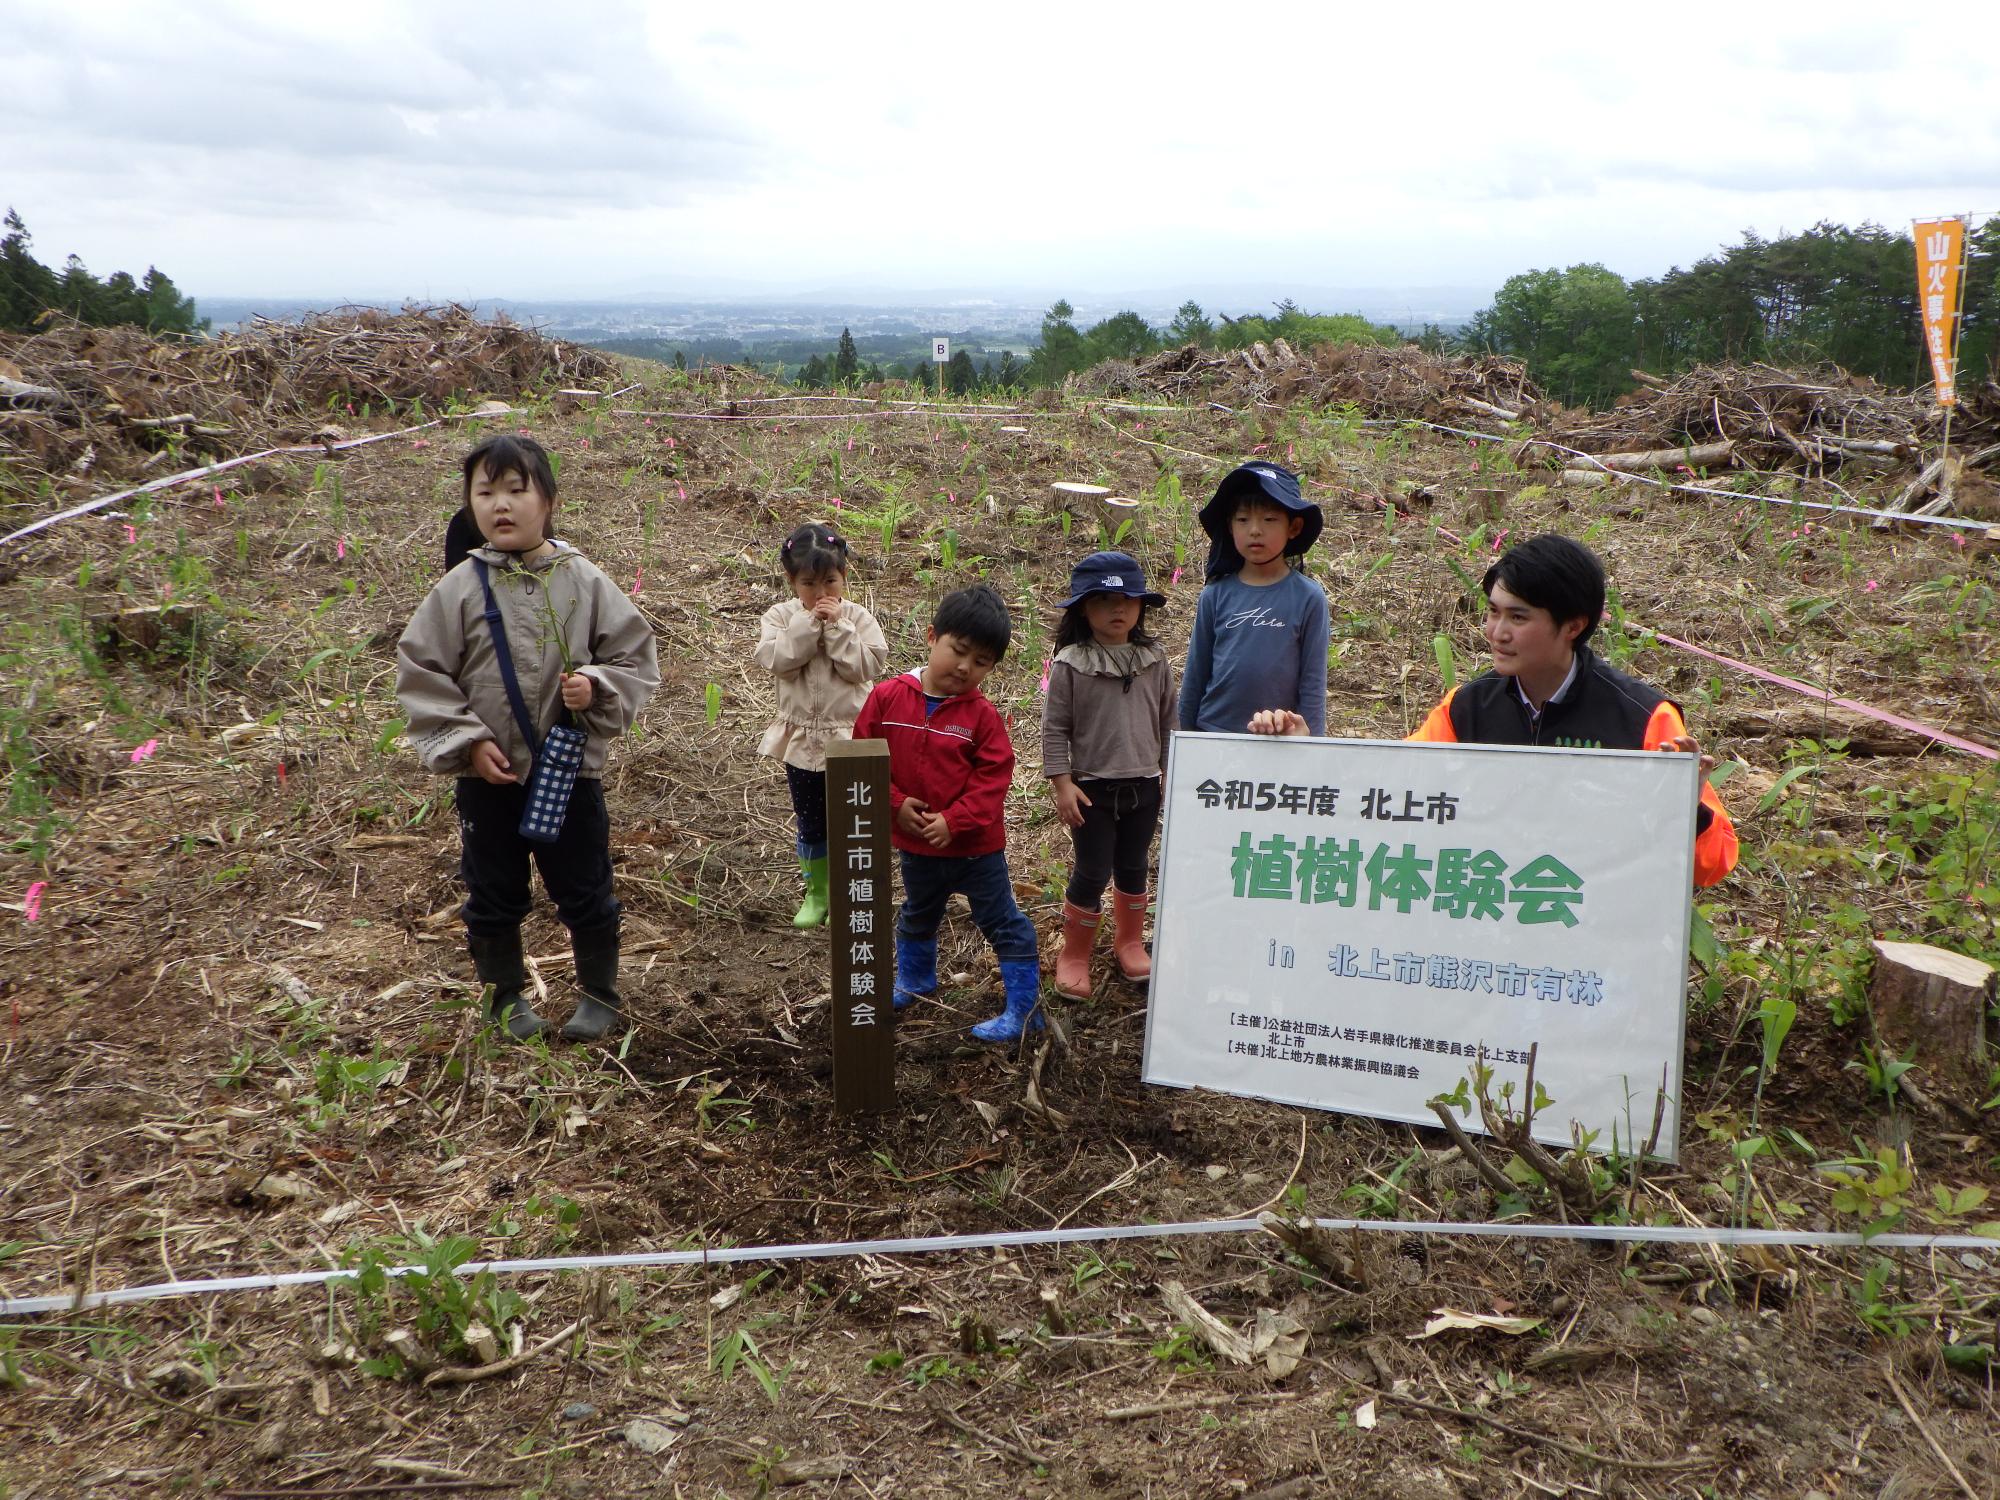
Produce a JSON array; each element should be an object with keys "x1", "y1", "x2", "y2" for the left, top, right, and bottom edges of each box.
[
  {"x1": 676, "y1": 484, "x2": 687, "y2": 501},
  {"x1": 412, "y1": 438, "x2": 430, "y2": 448},
  {"x1": 1038, "y1": 656, "x2": 1051, "y2": 694},
  {"x1": 665, "y1": 436, "x2": 675, "y2": 448},
  {"x1": 1863, "y1": 579, "x2": 1879, "y2": 592},
  {"x1": 633, "y1": 566, "x2": 645, "y2": 595},
  {"x1": 213, "y1": 486, "x2": 225, "y2": 509},
  {"x1": 1171, "y1": 566, "x2": 1184, "y2": 585},
  {"x1": 123, "y1": 524, "x2": 137, "y2": 543},
  {"x1": 336, "y1": 537, "x2": 347, "y2": 560},
  {"x1": 846, "y1": 437, "x2": 854, "y2": 451},
  {"x1": 23, "y1": 881, "x2": 46, "y2": 922},
  {"x1": 131, "y1": 738, "x2": 160, "y2": 764}
]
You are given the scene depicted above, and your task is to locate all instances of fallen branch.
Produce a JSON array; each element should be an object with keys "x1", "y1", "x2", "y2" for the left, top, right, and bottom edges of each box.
[
  {"x1": 1882, "y1": 1362, "x2": 1981, "y2": 1500},
  {"x1": 923, "y1": 1388, "x2": 1054, "y2": 1466},
  {"x1": 1578, "y1": 439, "x2": 1734, "y2": 472},
  {"x1": 421, "y1": 1318, "x2": 584, "y2": 1387},
  {"x1": 1376, "y1": 1387, "x2": 1714, "y2": 1472}
]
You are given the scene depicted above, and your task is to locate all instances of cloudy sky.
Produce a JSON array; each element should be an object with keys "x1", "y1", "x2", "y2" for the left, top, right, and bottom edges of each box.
[{"x1": 6, "y1": 1, "x2": 1998, "y2": 306}]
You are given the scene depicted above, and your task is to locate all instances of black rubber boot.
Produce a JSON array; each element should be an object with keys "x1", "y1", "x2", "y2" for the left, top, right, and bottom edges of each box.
[
  {"x1": 467, "y1": 928, "x2": 547, "y2": 1042},
  {"x1": 562, "y1": 923, "x2": 624, "y2": 1043}
]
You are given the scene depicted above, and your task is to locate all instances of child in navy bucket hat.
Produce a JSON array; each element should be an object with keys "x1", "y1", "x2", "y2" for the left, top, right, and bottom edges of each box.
[
  {"x1": 1041, "y1": 552, "x2": 1177, "y2": 1000},
  {"x1": 1178, "y1": 463, "x2": 1330, "y2": 735}
]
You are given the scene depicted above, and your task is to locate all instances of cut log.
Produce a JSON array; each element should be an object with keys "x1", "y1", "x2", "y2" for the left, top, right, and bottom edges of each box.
[
  {"x1": 1868, "y1": 940, "x2": 1993, "y2": 1081},
  {"x1": 1461, "y1": 397, "x2": 1522, "y2": 422},
  {"x1": 1578, "y1": 439, "x2": 1734, "y2": 473},
  {"x1": 1630, "y1": 369, "x2": 1670, "y2": 389},
  {"x1": 1560, "y1": 468, "x2": 1640, "y2": 488},
  {"x1": 1, "y1": 375, "x2": 68, "y2": 409},
  {"x1": 1873, "y1": 454, "x2": 1950, "y2": 528}
]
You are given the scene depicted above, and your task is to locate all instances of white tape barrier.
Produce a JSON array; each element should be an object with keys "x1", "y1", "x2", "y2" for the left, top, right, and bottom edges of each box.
[
  {"x1": 4, "y1": 1215, "x2": 1993, "y2": 1317},
  {"x1": 0, "y1": 385, "x2": 640, "y2": 551},
  {"x1": 1374, "y1": 418, "x2": 1997, "y2": 535}
]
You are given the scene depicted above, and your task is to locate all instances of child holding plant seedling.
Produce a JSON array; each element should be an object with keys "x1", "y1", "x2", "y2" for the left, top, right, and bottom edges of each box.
[
  {"x1": 396, "y1": 435, "x2": 659, "y2": 1042},
  {"x1": 1040, "y1": 552, "x2": 1176, "y2": 999},
  {"x1": 853, "y1": 585, "x2": 1044, "y2": 1043},
  {"x1": 755, "y1": 522, "x2": 889, "y2": 927},
  {"x1": 1178, "y1": 462, "x2": 1329, "y2": 736}
]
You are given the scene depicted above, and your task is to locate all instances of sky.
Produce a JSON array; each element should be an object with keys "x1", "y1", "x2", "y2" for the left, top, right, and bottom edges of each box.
[{"x1": 5, "y1": 0, "x2": 1999, "y2": 308}]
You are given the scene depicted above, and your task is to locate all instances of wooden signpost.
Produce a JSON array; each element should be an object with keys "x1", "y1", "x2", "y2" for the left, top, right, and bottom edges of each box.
[{"x1": 826, "y1": 738, "x2": 896, "y2": 1114}]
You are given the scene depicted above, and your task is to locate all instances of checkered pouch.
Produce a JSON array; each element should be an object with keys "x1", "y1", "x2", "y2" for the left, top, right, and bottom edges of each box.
[{"x1": 475, "y1": 559, "x2": 589, "y2": 844}]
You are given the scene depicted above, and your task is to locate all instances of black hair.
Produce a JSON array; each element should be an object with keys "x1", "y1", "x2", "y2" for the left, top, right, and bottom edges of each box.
[
  {"x1": 1203, "y1": 494, "x2": 1305, "y2": 582},
  {"x1": 461, "y1": 434, "x2": 557, "y2": 505},
  {"x1": 932, "y1": 584, "x2": 1011, "y2": 659},
  {"x1": 1482, "y1": 533, "x2": 1605, "y2": 646},
  {"x1": 780, "y1": 521, "x2": 852, "y2": 580},
  {"x1": 1055, "y1": 599, "x2": 1154, "y2": 651}
]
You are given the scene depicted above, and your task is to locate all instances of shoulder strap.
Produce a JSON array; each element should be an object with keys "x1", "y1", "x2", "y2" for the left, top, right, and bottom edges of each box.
[{"x1": 474, "y1": 558, "x2": 542, "y2": 754}]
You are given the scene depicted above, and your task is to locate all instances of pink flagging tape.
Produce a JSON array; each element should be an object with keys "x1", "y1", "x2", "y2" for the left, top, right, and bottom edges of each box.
[{"x1": 1644, "y1": 629, "x2": 2000, "y2": 760}]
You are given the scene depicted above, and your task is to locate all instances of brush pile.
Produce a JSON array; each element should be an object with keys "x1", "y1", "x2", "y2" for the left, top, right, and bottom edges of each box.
[
  {"x1": 1546, "y1": 363, "x2": 2000, "y2": 463},
  {"x1": 1084, "y1": 340, "x2": 1542, "y2": 425},
  {"x1": 0, "y1": 305, "x2": 618, "y2": 489}
]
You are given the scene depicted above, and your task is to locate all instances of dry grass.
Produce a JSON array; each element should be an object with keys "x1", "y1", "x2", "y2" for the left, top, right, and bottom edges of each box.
[{"x1": 0, "y1": 343, "x2": 1996, "y2": 1498}]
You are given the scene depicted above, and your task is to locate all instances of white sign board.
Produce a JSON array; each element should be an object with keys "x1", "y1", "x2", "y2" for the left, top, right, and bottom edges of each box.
[
  {"x1": 932, "y1": 337, "x2": 950, "y2": 364},
  {"x1": 1142, "y1": 734, "x2": 1696, "y2": 1159}
]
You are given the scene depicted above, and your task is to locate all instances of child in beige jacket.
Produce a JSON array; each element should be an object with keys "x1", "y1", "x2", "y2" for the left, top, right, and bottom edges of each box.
[
  {"x1": 396, "y1": 435, "x2": 658, "y2": 1043},
  {"x1": 754, "y1": 523, "x2": 888, "y2": 926}
]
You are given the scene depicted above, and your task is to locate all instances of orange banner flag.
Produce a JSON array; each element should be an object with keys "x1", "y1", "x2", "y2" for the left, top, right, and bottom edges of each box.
[{"x1": 1914, "y1": 216, "x2": 1967, "y2": 406}]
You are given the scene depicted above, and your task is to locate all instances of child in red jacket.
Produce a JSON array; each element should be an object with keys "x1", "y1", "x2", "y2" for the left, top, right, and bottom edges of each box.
[{"x1": 852, "y1": 585, "x2": 1043, "y2": 1043}]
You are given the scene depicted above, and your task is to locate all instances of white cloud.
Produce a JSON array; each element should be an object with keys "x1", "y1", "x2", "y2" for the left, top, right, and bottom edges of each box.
[{"x1": 3, "y1": 0, "x2": 1995, "y2": 300}]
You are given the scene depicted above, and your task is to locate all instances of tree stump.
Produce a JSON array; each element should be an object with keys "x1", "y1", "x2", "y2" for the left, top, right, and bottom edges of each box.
[{"x1": 1868, "y1": 940, "x2": 1994, "y2": 1083}]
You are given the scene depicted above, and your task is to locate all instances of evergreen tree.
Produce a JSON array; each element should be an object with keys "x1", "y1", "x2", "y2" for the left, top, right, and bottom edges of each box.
[
  {"x1": 996, "y1": 350, "x2": 1019, "y2": 386},
  {"x1": 1026, "y1": 299, "x2": 1087, "y2": 385},
  {"x1": 861, "y1": 361, "x2": 885, "y2": 383},
  {"x1": 1167, "y1": 299, "x2": 1215, "y2": 346},
  {"x1": 0, "y1": 210, "x2": 57, "y2": 333},
  {"x1": 0, "y1": 210, "x2": 202, "y2": 335},
  {"x1": 833, "y1": 327, "x2": 860, "y2": 384},
  {"x1": 798, "y1": 353, "x2": 829, "y2": 388},
  {"x1": 946, "y1": 348, "x2": 976, "y2": 395}
]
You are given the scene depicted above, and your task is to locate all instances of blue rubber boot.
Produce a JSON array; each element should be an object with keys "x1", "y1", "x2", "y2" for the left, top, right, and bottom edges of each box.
[
  {"x1": 893, "y1": 936, "x2": 936, "y2": 1011},
  {"x1": 971, "y1": 959, "x2": 1045, "y2": 1044}
]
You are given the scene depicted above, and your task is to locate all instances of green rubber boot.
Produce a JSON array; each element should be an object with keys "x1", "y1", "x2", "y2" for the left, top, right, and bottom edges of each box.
[{"x1": 792, "y1": 856, "x2": 830, "y2": 928}]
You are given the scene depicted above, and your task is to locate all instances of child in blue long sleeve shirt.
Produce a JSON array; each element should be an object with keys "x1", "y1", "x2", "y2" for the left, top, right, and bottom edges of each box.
[{"x1": 1177, "y1": 463, "x2": 1330, "y2": 735}]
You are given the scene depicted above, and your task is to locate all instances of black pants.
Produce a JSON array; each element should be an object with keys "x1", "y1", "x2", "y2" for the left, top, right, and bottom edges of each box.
[
  {"x1": 1066, "y1": 776, "x2": 1161, "y2": 909},
  {"x1": 456, "y1": 777, "x2": 619, "y2": 936},
  {"x1": 785, "y1": 764, "x2": 827, "y2": 859}
]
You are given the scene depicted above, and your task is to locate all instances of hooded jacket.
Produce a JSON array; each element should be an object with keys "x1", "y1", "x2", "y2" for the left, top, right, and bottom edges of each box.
[
  {"x1": 1408, "y1": 645, "x2": 1738, "y2": 887},
  {"x1": 852, "y1": 670, "x2": 1014, "y2": 858},
  {"x1": 755, "y1": 597, "x2": 889, "y2": 771},
  {"x1": 396, "y1": 543, "x2": 659, "y2": 780}
]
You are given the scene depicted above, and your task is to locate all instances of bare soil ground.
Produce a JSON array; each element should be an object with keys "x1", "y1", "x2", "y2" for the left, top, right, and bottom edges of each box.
[{"x1": 1, "y1": 364, "x2": 1997, "y2": 1499}]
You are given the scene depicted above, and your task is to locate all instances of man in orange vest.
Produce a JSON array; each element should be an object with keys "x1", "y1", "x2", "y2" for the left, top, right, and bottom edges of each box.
[{"x1": 1253, "y1": 533, "x2": 1737, "y2": 886}]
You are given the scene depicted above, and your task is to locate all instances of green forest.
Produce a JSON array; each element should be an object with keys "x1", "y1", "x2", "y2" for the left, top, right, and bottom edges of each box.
[
  {"x1": 0, "y1": 210, "x2": 204, "y2": 336},
  {"x1": 1461, "y1": 218, "x2": 2000, "y2": 406}
]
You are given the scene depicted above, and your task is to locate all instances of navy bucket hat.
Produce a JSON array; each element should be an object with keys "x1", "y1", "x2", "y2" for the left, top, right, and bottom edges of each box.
[
  {"x1": 1196, "y1": 462, "x2": 1323, "y2": 580},
  {"x1": 1055, "y1": 551, "x2": 1166, "y2": 608}
]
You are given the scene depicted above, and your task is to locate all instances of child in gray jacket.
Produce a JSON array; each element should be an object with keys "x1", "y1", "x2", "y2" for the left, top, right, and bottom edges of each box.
[
  {"x1": 396, "y1": 436, "x2": 659, "y2": 1043},
  {"x1": 1040, "y1": 552, "x2": 1176, "y2": 1000}
]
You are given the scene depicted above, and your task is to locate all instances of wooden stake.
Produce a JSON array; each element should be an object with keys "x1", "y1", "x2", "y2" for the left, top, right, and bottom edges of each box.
[{"x1": 826, "y1": 739, "x2": 896, "y2": 1114}]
